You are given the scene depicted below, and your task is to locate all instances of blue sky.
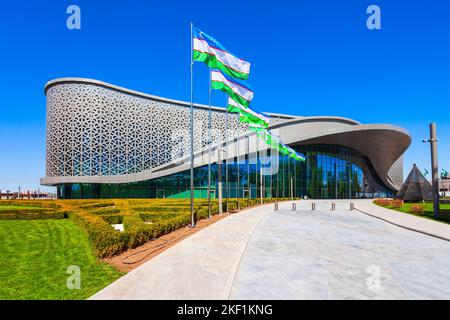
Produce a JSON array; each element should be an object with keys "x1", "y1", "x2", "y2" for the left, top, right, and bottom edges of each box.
[{"x1": 0, "y1": 0, "x2": 449, "y2": 191}]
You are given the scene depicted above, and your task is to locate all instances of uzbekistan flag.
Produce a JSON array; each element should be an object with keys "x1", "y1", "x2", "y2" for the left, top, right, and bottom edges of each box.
[
  {"x1": 193, "y1": 27, "x2": 251, "y2": 80},
  {"x1": 212, "y1": 70, "x2": 253, "y2": 107},
  {"x1": 282, "y1": 144, "x2": 306, "y2": 162},
  {"x1": 227, "y1": 98, "x2": 270, "y2": 128}
]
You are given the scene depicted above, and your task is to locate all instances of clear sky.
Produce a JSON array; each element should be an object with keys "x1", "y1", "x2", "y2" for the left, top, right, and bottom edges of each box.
[{"x1": 0, "y1": 0, "x2": 449, "y2": 191}]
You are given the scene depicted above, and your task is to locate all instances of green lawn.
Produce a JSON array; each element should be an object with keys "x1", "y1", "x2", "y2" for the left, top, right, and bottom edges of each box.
[
  {"x1": 0, "y1": 219, "x2": 123, "y2": 300},
  {"x1": 375, "y1": 201, "x2": 450, "y2": 225}
]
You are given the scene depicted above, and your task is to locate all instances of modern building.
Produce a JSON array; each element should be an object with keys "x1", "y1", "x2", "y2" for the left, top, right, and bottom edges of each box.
[{"x1": 40, "y1": 78, "x2": 411, "y2": 200}]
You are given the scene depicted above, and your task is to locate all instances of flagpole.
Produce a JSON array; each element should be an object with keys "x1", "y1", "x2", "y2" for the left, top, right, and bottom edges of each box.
[
  {"x1": 237, "y1": 116, "x2": 240, "y2": 209},
  {"x1": 207, "y1": 69, "x2": 212, "y2": 219},
  {"x1": 225, "y1": 103, "x2": 229, "y2": 212},
  {"x1": 189, "y1": 22, "x2": 196, "y2": 227},
  {"x1": 247, "y1": 134, "x2": 250, "y2": 202}
]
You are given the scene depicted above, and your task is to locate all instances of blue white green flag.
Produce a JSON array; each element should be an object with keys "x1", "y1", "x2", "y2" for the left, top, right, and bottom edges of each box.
[
  {"x1": 227, "y1": 98, "x2": 270, "y2": 128},
  {"x1": 212, "y1": 70, "x2": 253, "y2": 107},
  {"x1": 193, "y1": 27, "x2": 251, "y2": 80},
  {"x1": 283, "y1": 144, "x2": 306, "y2": 162}
]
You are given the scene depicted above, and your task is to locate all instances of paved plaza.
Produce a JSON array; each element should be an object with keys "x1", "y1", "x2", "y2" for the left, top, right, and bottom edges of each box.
[{"x1": 92, "y1": 200, "x2": 450, "y2": 300}]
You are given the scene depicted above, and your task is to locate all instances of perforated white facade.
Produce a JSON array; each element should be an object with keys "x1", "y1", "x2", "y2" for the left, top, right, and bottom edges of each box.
[
  {"x1": 45, "y1": 80, "x2": 289, "y2": 179},
  {"x1": 41, "y1": 78, "x2": 411, "y2": 195}
]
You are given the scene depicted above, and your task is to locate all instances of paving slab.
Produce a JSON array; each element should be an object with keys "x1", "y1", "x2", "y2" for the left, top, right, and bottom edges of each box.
[
  {"x1": 230, "y1": 202, "x2": 450, "y2": 299},
  {"x1": 91, "y1": 200, "x2": 450, "y2": 300},
  {"x1": 90, "y1": 203, "x2": 277, "y2": 300},
  {"x1": 353, "y1": 199, "x2": 450, "y2": 241}
]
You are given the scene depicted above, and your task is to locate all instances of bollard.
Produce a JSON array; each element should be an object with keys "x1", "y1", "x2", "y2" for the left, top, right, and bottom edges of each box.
[
  {"x1": 331, "y1": 202, "x2": 335, "y2": 211},
  {"x1": 350, "y1": 202, "x2": 354, "y2": 211},
  {"x1": 292, "y1": 203, "x2": 296, "y2": 211},
  {"x1": 311, "y1": 202, "x2": 315, "y2": 211},
  {"x1": 274, "y1": 202, "x2": 278, "y2": 211}
]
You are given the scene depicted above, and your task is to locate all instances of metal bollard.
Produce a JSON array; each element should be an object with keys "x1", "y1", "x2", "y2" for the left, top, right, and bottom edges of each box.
[
  {"x1": 292, "y1": 203, "x2": 296, "y2": 211},
  {"x1": 350, "y1": 202, "x2": 354, "y2": 211},
  {"x1": 311, "y1": 202, "x2": 315, "y2": 211},
  {"x1": 331, "y1": 202, "x2": 335, "y2": 211},
  {"x1": 274, "y1": 202, "x2": 278, "y2": 211}
]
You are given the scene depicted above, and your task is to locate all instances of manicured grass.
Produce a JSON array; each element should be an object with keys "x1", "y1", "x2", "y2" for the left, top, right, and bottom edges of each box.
[
  {"x1": 0, "y1": 219, "x2": 123, "y2": 300},
  {"x1": 374, "y1": 200, "x2": 450, "y2": 225}
]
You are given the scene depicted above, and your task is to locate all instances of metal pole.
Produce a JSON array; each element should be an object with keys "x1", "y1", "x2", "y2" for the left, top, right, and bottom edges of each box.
[
  {"x1": 237, "y1": 117, "x2": 240, "y2": 209},
  {"x1": 225, "y1": 107, "x2": 229, "y2": 211},
  {"x1": 430, "y1": 123, "x2": 440, "y2": 218},
  {"x1": 291, "y1": 177, "x2": 294, "y2": 200},
  {"x1": 207, "y1": 69, "x2": 212, "y2": 219},
  {"x1": 335, "y1": 162, "x2": 338, "y2": 199},
  {"x1": 247, "y1": 134, "x2": 250, "y2": 202},
  {"x1": 259, "y1": 141, "x2": 263, "y2": 204},
  {"x1": 218, "y1": 148, "x2": 223, "y2": 214},
  {"x1": 189, "y1": 22, "x2": 196, "y2": 227}
]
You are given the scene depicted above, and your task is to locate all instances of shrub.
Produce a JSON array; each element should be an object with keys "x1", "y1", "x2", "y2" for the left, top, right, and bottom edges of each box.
[
  {"x1": 139, "y1": 212, "x2": 180, "y2": 221},
  {"x1": 134, "y1": 206, "x2": 193, "y2": 213},
  {"x1": 410, "y1": 204, "x2": 424, "y2": 214},
  {"x1": 390, "y1": 199, "x2": 403, "y2": 208},
  {"x1": 374, "y1": 199, "x2": 391, "y2": 207},
  {"x1": 101, "y1": 214, "x2": 124, "y2": 224},
  {"x1": 0, "y1": 211, "x2": 66, "y2": 220},
  {"x1": 196, "y1": 208, "x2": 209, "y2": 219},
  {"x1": 123, "y1": 215, "x2": 156, "y2": 249},
  {"x1": 68, "y1": 211, "x2": 127, "y2": 258},
  {"x1": 0, "y1": 200, "x2": 60, "y2": 209},
  {"x1": 91, "y1": 208, "x2": 121, "y2": 215},
  {"x1": 78, "y1": 202, "x2": 115, "y2": 209},
  {"x1": 0, "y1": 207, "x2": 51, "y2": 214}
]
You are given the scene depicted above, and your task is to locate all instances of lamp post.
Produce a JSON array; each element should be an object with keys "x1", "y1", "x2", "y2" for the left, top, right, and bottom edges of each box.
[
  {"x1": 218, "y1": 147, "x2": 225, "y2": 214},
  {"x1": 422, "y1": 122, "x2": 440, "y2": 218}
]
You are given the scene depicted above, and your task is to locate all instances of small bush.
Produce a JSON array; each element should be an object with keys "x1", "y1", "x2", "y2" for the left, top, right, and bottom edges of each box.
[
  {"x1": 68, "y1": 211, "x2": 127, "y2": 258},
  {"x1": 410, "y1": 204, "x2": 424, "y2": 214},
  {"x1": 101, "y1": 214, "x2": 123, "y2": 224},
  {"x1": 390, "y1": 199, "x2": 403, "y2": 208}
]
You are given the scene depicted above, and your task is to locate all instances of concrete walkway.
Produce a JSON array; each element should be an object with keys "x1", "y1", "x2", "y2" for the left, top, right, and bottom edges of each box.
[
  {"x1": 91, "y1": 202, "x2": 277, "y2": 299},
  {"x1": 353, "y1": 200, "x2": 450, "y2": 241},
  {"x1": 92, "y1": 200, "x2": 450, "y2": 300}
]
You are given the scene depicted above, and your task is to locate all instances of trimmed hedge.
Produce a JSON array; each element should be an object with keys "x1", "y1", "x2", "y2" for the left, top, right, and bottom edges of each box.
[
  {"x1": 139, "y1": 212, "x2": 181, "y2": 221},
  {"x1": 0, "y1": 200, "x2": 60, "y2": 209},
  {"x1": 91, "y1": 208, "x2": 121, "y2": 215},
  {"x1": 78, "y1": 202, "x2": 115, "y2": 209},
  {"x1": 0, "y1": 197, "x2": 298, "y2": 257},
  {"x1": 0, "y1": 207, "x2": 51, "y2": 214},
  {"x1": 0, "y1": 211, "x2": 67, "y2": 220},
  {"x1": 101, "y1": 214, "x2": 123, "y2": 224},
  {"x1": 68, "y1": 211, "x2": 127, "y2": 257}
]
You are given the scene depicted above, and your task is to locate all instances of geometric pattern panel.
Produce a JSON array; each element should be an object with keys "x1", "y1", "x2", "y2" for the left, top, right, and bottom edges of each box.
[{"x1": 46, "y1": 83, "x2": 288, "y2": 178}]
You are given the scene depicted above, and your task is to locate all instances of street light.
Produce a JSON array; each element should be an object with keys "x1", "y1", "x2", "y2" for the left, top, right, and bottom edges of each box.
[
  {"x1": 217, "y1": 147, "x2": 226, "y2": 214},
  {"x1": 422, "y1": 122, "x2": 440, "y2": 218}
]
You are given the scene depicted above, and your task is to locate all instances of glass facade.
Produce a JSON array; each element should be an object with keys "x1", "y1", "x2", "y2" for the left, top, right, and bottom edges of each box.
[{"x1": 57, "y1": 144, "x2": 394, "y2": 200}]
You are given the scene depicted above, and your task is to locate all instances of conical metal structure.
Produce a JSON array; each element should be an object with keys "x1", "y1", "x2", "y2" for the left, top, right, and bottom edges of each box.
[{"x1": 395, "y1": 164, "x2": 433, "y2": 201}]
